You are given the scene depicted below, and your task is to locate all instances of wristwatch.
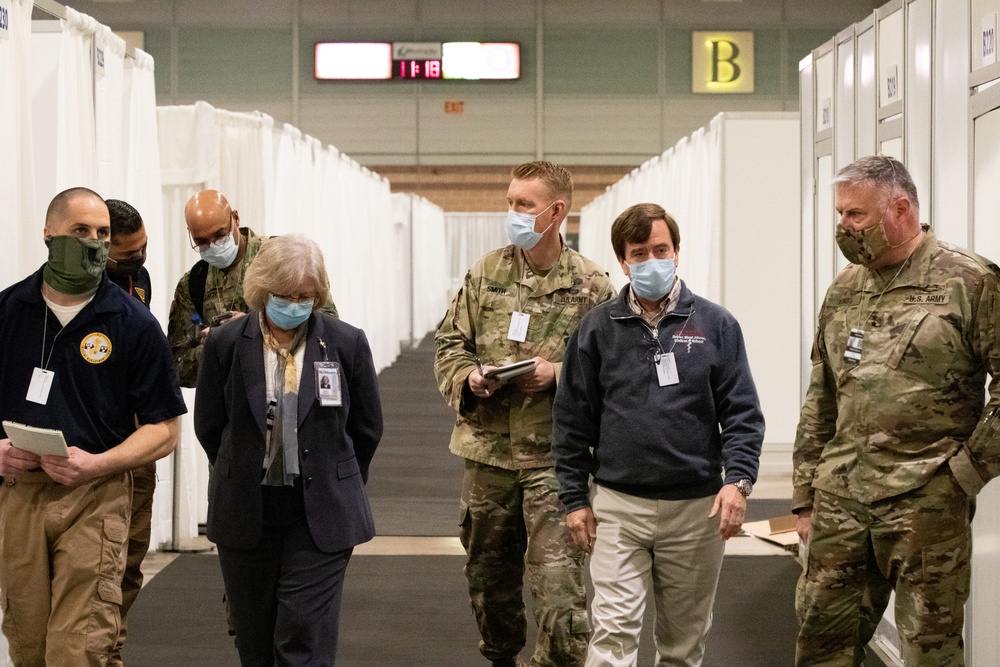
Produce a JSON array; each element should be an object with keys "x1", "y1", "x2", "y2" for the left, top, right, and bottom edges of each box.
[{"x1": 733, "y1": 479, "x2": 753, "y2": 498}]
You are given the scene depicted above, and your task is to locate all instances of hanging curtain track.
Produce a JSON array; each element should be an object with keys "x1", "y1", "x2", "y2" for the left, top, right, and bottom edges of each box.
[{"x1": 33, "y1": 0, "x2": 141, "y2": 61}]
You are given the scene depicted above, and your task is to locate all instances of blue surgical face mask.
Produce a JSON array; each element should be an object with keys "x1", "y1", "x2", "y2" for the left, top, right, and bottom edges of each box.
[
  {"x1": 505, "y1": 201, "x2": 556, "y2": 250},
  {"x1": 199, "y1": 228, "x2": 240, "y2": 269},
  {"x1": 628, "y1": 257, "x2": 676, "y2": 302},
  {"x1": 266, "y1": 295, "x2": 313, "y2": 330}
]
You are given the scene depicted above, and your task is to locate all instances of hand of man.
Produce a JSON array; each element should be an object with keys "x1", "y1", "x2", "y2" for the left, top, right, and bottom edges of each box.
[
  {"x1": 40, "y1": 447, "x2": 105, "y2": 488},
  {"x1": 0, "y1": 439, "x2": 42, "y2": 479},
  {"x1": 796, "y1": 508, "x2": 812, "y2": 544},
  {"x1": 468, "y1": 366, "x2": 503, "y2": 398},
  {"x1": 566, "y1": 507, "x2": 597, "y2": 555},
  {"x1": 709, "y1": 484, "x2": 747, "y2": 540},
  {"x1": 513, "y1": 357, "x2": 556, "y2": 394}
]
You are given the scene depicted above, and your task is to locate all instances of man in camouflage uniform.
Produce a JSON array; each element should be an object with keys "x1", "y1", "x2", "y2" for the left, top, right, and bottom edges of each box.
[
  {"x1": 434, "y1": 161, "x2": 615, "y2": 667},
  {"x1": 167, "y1": 190, "x2": 337, "y2": 386},
  {"x1": 794, "y1": 155, "x2": 1000, "y2": 666}
]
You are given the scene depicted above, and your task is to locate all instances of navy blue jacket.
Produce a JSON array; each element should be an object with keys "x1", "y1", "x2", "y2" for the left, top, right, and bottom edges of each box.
[
  {"x1": 0, "y1": 269, "x2": 186, "y2": 454},
  {"x1": 194, "y1": 311, "x2": 383, "y2": 553},
  {"x1": 553, "y1": 281, "x2": 764, "y2": 513}
]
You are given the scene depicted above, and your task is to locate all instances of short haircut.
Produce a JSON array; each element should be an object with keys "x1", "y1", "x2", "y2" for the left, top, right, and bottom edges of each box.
[
  {"x1": 833, "y1": 155, "x2": 920, "y2": 210},
  {"x1": 243, "y1": 234, "x2": 332, "y2": 312},
  {"x1": 45, "y1": 187, "x2": 106, "y2": 227},
  {"x1": 610, "y1": 203, "x2": 680, "y2": 261},
  {"x1": 511, "y1": 161, "x2": 573, "y2": 209},
  {"x1": 105, "y1": 199, "x2": 144, "y2": 237}
]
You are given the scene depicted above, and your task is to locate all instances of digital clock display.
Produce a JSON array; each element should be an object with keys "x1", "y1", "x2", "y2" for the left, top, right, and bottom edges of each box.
[{"x1": 315, "y1": 41, "x2": 520, "y2": 81}]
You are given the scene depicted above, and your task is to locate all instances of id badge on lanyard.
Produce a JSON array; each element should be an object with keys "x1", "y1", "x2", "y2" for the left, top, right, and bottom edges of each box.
[
  {"x1": 655, "y1": 352, "x2": 679, "y2": 387},
  {"x1": 315, "y1": 362, "x2": 343, "y2": 407}
]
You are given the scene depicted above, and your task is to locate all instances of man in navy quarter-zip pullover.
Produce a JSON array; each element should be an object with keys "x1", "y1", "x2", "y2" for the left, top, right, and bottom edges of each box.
[{"x1": 553, "y1": 203, "x2": 764, "y2": 667}]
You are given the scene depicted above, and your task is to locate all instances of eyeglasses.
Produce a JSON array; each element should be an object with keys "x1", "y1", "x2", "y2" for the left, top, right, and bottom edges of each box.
[
  {"x1": 188, "y1": 212, "x2": 235, "y2": 251},
  {"x1": 272, "y1": 293, "x2": 316, "y2": 304}
]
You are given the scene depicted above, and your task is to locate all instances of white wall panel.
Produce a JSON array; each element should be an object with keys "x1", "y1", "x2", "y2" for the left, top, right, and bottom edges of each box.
[
  {"x1": 878, "y1": 4, "x2": 905, "y2": 109},
  {"x1": 835, "y1": 30, "x2": 857, "y2": 169},
  {"x1": 800, "y1": 55, "x2": 816, "y2": 399},
  {"x1": 815, "y1": 46, "x2": 835, "y2": 133},
  {"x1": 933, "y1": 0, "x2": 970, "y2": 246},
  {"x1": 969, "y1": 104, "x2": 1000, "y2": 667},
  {"x1": 856, "y1": 18, "x2": 878, "y2": 157},
  {"x1": 905, "y1": 0, "x2": 933, "y2": 224}
]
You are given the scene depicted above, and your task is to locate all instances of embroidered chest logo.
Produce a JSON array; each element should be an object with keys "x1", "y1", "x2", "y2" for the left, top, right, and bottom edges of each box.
[
  {"x1": 672, "y1": 330, "x2": 706, "y2": 353},
  {"x1": 80, "y1": 333, "x2": 112, "y2": 364},
  {"x1": 486, "y1": 286, "x2": 508, "y2": 295}
]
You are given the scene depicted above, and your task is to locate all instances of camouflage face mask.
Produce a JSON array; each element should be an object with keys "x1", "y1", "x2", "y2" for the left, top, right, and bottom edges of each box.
[
  {"x1": 835, "y1": 218, "x2": 893, "y2": 266},
  {"x1": 43, "y1": 236, "x2": 110, "y2": 295}
]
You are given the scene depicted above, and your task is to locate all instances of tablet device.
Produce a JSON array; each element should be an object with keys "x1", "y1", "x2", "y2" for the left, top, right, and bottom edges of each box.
[{"x1": 483, "y1": 359, "x2": 538, "y2": 382}]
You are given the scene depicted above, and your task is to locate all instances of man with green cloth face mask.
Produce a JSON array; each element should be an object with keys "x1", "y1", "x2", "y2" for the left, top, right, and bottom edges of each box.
[{"x1": 0, "y1": 187, "x2": 187, "y2": 667}]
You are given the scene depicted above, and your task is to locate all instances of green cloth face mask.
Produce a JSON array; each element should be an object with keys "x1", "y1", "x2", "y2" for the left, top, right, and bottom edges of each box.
[{"x1": 43, "y1": 236, "x2": 110, "y2": 295}]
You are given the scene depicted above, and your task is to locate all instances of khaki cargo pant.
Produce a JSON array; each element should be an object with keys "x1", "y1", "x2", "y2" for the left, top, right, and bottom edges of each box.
[
  {"x1": 0, "y1": 470, "x2": 131, "y2": 667},
  {"x1": 460, "y1": 460, "x2": 590, "y2": 667},
  {"x1": 796, "y1": 468, "x2": 972, "y2": 667}
]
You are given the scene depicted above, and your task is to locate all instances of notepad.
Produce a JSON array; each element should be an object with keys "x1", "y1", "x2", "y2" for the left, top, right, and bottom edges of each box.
[{"x1": 2, "y1": 421, "x2": 69, "y2": 457}]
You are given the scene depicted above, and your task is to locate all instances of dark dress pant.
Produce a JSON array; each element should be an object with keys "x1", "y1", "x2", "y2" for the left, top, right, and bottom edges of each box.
[{"x1": 217, "y1": 482, "x2": 353, "y2": 667}]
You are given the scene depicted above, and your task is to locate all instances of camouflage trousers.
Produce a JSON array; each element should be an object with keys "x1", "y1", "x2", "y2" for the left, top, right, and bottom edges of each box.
[
  {"x1": 796, "y1": 468, "x2": 973, "y2": 667},
  {"x1": 460, "y1": 460, "x2": 590, "y2": 667}
]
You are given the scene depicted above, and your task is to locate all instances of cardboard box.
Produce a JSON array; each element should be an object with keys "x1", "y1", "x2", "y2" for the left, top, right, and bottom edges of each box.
[{"x1": 742, "y1": 514, "x2": 800, "y2": 552}]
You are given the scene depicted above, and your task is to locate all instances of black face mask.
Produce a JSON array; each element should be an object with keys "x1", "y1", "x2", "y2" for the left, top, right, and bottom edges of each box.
[{"x1": 106, "y1": 247, "x2": 147, "y2": 279}]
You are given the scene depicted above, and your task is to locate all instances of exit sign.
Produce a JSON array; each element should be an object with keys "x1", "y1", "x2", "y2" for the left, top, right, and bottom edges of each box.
[{"x1": 444, "y1": 100, "x2": 465, "y2": 114}]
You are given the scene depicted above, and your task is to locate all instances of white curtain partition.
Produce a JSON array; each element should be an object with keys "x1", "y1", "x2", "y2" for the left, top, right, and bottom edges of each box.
[
  {"x1": 580, "y1": 118, "x2": 722, "y2": 298},
  {"x1": 442, "y1": 212, "x2": 509, "y2": 294},
  {"x1": 94, "y1": 25, "x2": 125, "y2": 197},
  {"x1": 0, "y1": 0, "x2": 37, "y2": 290},
  {"x1": 30, "y1": 7, "x2": 99, "y2": 225},
  {"x1": 391, "y1": 193, "x2": 450, "y2": 345}
]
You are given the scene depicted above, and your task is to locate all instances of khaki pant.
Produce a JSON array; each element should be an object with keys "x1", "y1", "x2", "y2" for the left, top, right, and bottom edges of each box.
[
  {"x1": 110, "y1": 461, "x2": 157, "y2": 667},
  {"x1": 796, "y1": 468, "x2": 973, "y2": 667},
  {"x1": 460, "y1": 460, "x2": 590, "y2": 667},
  {"x1": 0, "y1": 470, "x2": 131, "y2": 667},
  {"x1": 586, "y1": 486, "x2": 724, "y2": 667}
]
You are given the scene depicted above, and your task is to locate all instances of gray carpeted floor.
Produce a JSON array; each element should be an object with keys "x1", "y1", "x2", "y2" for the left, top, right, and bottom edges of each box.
[{"x1": 125, "y1": 551, "x2": 805, "y2": 666}]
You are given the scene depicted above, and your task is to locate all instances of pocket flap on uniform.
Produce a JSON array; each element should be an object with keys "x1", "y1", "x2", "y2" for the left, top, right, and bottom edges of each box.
[
  {"x1": 887, "y1": 307, "x2": 928, "y2": 369},
  {"x1": 103, "y1": 516, "x2": 127, "y2": 545},
  {"x1": 97, "y1": 578, "x2": 123, "y2": 605},
  {"x1": 337, "y1": 457, "x2": 361, "y2": 479}
]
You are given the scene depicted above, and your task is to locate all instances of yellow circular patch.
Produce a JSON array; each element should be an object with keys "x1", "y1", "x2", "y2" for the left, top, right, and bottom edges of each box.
[{"x1": 80, "y1": 333, "x2": 112, "y2": 364}]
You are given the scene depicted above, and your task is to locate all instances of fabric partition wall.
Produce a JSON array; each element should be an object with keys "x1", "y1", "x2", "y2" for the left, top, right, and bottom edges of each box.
[
  {"x1": 30, "y1": 7, "x2": 99, "y2": 224},
  {"x1": 94, "y1": 25, "x2": 125, "y2": 197},
  {"x1": 579, "y1": 118, "x2": 723, "y2": 299},
  {"x1": 442, "y1": 212, "x2": 508, "y2": 294},
  {"x1": 0, "y1": 0, "x2": 37, "y2": 290},
  {"x1": 410, "y1": 195, "x2": 449, "y2": 341}
]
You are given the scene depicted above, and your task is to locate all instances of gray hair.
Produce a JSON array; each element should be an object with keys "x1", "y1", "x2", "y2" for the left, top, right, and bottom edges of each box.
[
  {"x1": 833, "y1": 155, "x2": 919, "y2": 210},
  {"x1": 243, "y1": 234, "x2": 332, "y2": 311}
]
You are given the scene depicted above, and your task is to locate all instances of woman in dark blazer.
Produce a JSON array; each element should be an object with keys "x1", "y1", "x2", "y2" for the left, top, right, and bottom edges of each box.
[{"x1": 194, "y1": 234, "x2": 383, "y2": 667}]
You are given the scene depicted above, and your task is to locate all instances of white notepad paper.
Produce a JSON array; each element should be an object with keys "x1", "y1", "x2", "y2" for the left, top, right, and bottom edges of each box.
[{"x1": 2, "y1": 421, "x2": 69, "y2": 457}]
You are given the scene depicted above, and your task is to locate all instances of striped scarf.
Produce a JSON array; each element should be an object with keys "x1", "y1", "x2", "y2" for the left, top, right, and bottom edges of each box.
[{"x1": 261, "y1": 316, "x2": 307, "y2": 487}]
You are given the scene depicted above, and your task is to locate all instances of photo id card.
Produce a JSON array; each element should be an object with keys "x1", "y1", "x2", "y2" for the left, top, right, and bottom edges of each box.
[
  {"x1": 844, "y1": 327, "x2": 864, "y2": 363},
  {"x1": 507, "y1": 311, "x2": 529, "y2": 342},
  {"x1": 315, "y1": 362, "x2": 342, "y2": 406},
  {"x1": 27, "y1": 368, "x2": 54, "y2": 405},
  {"x1": 655, "y1": 353, "x2": 679, "y2": 387}
]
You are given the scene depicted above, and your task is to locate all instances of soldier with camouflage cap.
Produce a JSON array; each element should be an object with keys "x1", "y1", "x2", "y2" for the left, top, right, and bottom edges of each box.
[
  {"x1": 434, "y1": 161, "x2": 615, "y2": 667},
  {"x1": 794, "y1": 155, "x2": 1000, "y2": 666}
]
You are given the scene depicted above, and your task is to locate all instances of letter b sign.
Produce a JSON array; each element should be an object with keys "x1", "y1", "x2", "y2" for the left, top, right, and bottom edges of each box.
[{"x1": 692, "y1": 31, "x2": 754, "y2": 94}]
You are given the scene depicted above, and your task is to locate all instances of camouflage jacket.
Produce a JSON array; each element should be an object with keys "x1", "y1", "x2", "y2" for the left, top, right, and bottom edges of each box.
[
  {"x1": 167, "y1": 228, "x2": 338, "y2": 387},
  {"x1": 434, "y1": 242, "x2": 615, "y2": 470},
  {"x1": 793, "y1": 228, "x2": 1000, "y2": 509}
]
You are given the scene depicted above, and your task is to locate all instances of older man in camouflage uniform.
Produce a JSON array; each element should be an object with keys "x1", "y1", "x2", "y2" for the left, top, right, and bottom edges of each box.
[
  {"x1": 794, "y1": 155, "x2": 1000, "y2": 666},
  {"x1": 435, "y1": 161, "x2": 614, "y2": 667},
  {"x1": 168, "y1": 190, "x2": 337, "y2": 386}
]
